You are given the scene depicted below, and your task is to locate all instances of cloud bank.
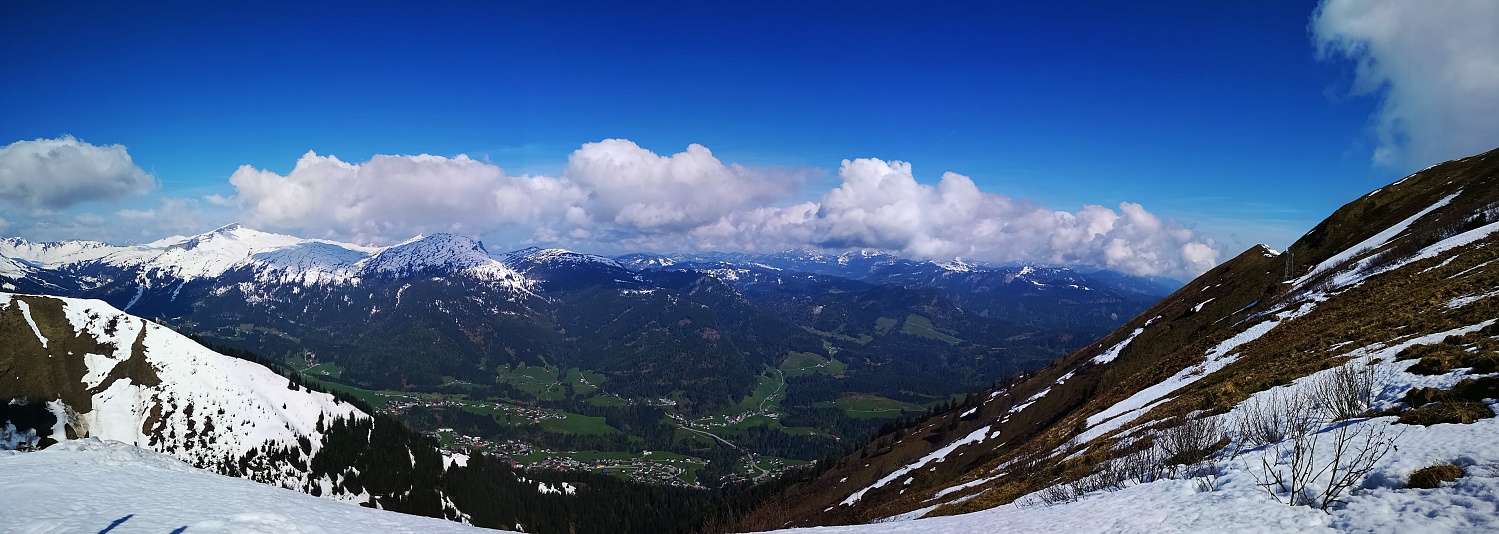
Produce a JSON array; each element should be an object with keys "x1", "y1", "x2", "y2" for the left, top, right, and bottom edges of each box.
[
  {"x1": 223, "y1": 140, "x2": 1219, "y2": 278},
  {"x1": 1313, "y1": 0, "x2": 1499, "y2": 167},
  {"x1": 229, "y1": 151, "x2": 585, "y2": 244},
  {"x1": 0, "y1": 135, "x2": 1221, "y2": 278},
  {"x1": 0, "y1": 136, "x2": 157, "y2": 211},
  {"x1": 685, "y1": 159, "x2": 1218, "y2": 277}
]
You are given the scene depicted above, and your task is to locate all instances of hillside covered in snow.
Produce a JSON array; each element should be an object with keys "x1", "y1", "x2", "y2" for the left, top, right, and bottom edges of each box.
[{"x1": 730, "y1": 147, "x2": 1499, "y2": 532}]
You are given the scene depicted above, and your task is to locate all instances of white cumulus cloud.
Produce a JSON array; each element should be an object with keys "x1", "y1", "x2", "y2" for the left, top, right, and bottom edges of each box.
[
  {"x1": 229, "y1": 151, "x2": 585, "y2": 244},
  {"x1": 0, "y1": 136, "x2": 157, "y2": 211},
  {"x1": 76, "y1": 139, "x2": 1218, "y2": 278},
  {"x1": 1313, "y1": 0, "x2": 1499, "y2": 167},
  {"x1": 562, "y1": 139, "x2": 811, "y2": 232},
  {"x1": 683, "y1": 158, "x2": 1219, "y2": 278}
]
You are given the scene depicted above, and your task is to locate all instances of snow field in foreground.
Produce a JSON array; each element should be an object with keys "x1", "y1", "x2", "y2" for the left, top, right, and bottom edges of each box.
[{"x1": 0, "y1": 439, "x2": 508, "y2": 534}]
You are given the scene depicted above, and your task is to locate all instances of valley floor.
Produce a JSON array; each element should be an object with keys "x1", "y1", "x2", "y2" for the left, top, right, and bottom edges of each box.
[{"x1": 0, "y1": 439, "x2": 507, "y2": 534}]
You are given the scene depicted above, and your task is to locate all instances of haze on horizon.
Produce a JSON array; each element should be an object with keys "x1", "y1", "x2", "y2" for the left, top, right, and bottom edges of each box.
[{"x1": 2, "y1": 1, "x2": 1498, "y2": 280}]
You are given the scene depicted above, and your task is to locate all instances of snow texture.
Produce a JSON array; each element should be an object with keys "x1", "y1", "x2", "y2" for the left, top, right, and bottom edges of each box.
[
  {"x1": 1090, "y1": 319, "x2": 1154, "y2": 365},
  {"x1": 0, "y1": 439, "x2": 507, "y2": 533},
  {"x1": 3, "y1": 293, "x2": 366, "y2": 497},
  {"x1": 842, "y1": 426, "x2": 992, "y2": 506},
  {"x1": 13, "y1": 298, "x2": 47, "y2": 348},
  {"x1": 1293, "y1": 191, "x2": 1458, "y2": 288},
  {"x1": 768, "y1": 321, "x2": 1499, "y2": 533},
  {"x1": 0, "y1": 225, "x2": 542, "y2": 294}
]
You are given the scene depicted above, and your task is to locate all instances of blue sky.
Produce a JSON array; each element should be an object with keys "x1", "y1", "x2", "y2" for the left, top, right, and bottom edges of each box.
[{"x1": 2, "y1": 1, "x2": 1497, "y2": 279}]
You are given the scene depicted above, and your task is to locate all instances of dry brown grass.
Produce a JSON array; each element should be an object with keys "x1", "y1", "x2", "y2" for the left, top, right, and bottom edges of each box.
[
  {"x1": 1406, "y1": 463, "x2": 1464, "y2": 489},
  {"x1": 1397, "y1": 401, "x2": 1495, "y2": 426}
]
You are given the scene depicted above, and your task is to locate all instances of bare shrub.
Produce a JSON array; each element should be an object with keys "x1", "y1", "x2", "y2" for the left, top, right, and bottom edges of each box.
[
  {"x1": 1192, "y1": 457, "x2": 1222, "y2": 492},
  {"x1": 1036, "y1": 483, "x2": 1078, "y2": 506},
  {"x1": 1077, "y1": 417, "x2": 1226, "y2": 498},
  {"x1": 1116, "y1": 445, "x2": 1168, "y2": 485},
  {"x1": 1244, "y1": 367, "x2": 1398, "y2": 512},
  {"x1": 1248, "y1": 411, "x2": 1397, "y2": 512},
  {"x1": 1236, "y1": 389, "x2": 1318, "y2": 449},
  {"x1": 1159, "y1": 416, "x2": 1223, "y2": 467},
  {"x1": 1314, "y1": 363, "x2": 1376, "y2": 420},
  {"x1": 1083, "y1": 456, "x2": 1131, "y2": 492},
  {"x1": 1314, "y1": 423, "x2": 1397, "y2": 510}
]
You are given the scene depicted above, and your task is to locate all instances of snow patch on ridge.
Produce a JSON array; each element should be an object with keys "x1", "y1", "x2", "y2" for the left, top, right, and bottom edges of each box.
[
  {"x1": 1091, "y1": 318, "x2": 1156, "y2": 365},
  {"x1": 1293, "y1": 191, "x2": 1459, "y2": 288},
  {"x1": 12, "y1": 299, "x2": 47, "y2": 348},
  {"x1": 1078, "y1": 299, "x2": 1319, "y2": 444},
  {"x1": 842, "y1": 426, "x2": 992, "y2": 506}
]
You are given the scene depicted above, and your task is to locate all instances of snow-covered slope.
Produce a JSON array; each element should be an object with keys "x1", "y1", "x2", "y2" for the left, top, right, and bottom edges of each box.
[
  {"x1": 744, "y1": 144, "x2": 1499, "y2": 533},
  {"x1": 763, "y1": 334, "x2": 1499, "y2": 533},
  {"x1": 0, "y1": 236, "x2": 137, "y2": 268},
  {"x1": 501, "y1": 247, "x2": 634, "y2": 290},
  {"x1": 0, "y1": 438, "x2": 507, "y2": 534},
  {"x1": 362, "y1": 233, "x2": 530, "y2": 289},
  {"x1": 0, "y1": 293, "x2": 366, "y2": 493}
]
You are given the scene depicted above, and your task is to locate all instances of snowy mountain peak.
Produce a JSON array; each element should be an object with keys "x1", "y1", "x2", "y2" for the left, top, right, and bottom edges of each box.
[
  {"x1": 501, "y1": 246, "x2": 623, "y2": 270},
  {"x1": 360, "y1": 233, "x2": 530, "y2": 288},
  {"x1": 136, "y1": 226, "x2": 315, "y2": 281},
  {"x1": 170, "y1": 224, "x2": 301, "y2": 252},
  {"x1": 938, "y1": 257, "x2": 980, "y2": 272}
]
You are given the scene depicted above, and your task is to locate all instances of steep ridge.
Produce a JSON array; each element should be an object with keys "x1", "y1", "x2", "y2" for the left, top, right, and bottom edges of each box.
[
  {"x1": 0, "y1": 256, "x2": 76, "y2": 294},
  {"x1": 742, "y1": 146, "x2": 1499, "y2": 530},
  {"x1": 0, "y1": 292, "x2": 376, "y2": 497}
]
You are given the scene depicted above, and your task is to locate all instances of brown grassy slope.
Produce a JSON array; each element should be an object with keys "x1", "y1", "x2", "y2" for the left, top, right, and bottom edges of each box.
[
  {"x1": 1, "y1": 296, "x2": 109, "y2": 413},
  {"x1": 0, "y1": 294, "x2": 162, "y2": 440},
  {"x1": 738, "y1": 146, "x2": 1499, "y2": 528}
]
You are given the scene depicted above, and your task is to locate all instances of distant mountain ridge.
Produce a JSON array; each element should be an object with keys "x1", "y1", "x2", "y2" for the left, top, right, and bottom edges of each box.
[{"x1": 0, "y1": 224, "x2": 1175, "y2": 480}]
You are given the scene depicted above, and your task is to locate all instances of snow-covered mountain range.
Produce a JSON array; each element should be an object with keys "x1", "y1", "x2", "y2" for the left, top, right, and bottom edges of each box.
[
  {"x1": 1, "y1": 223, "x2": 1175, "y2": 306},
  {"x1": 0, "y1": 223, "x2": 533, "y2": 295},
  {"x1": 0, "y1": 223, "x2": 1171, "y2": 397},
  {"x1": 10, "y1": 147, "x2": 1499, "y2": 533}
]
